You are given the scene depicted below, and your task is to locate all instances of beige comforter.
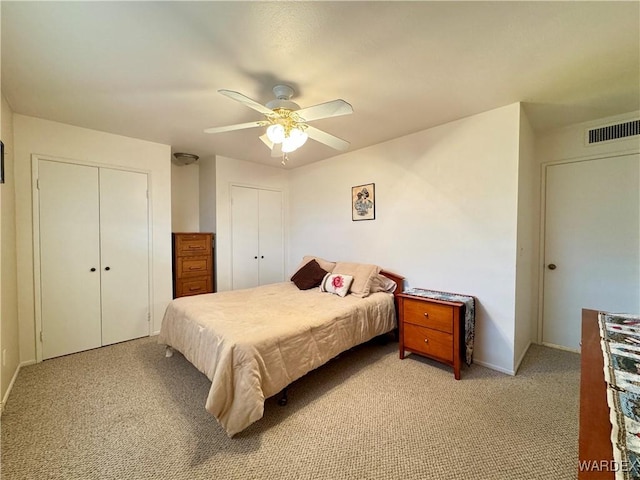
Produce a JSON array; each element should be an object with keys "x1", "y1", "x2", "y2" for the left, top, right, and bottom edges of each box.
[{"x1": 158, "y1": 282, "x2": 396, "y2": 436}]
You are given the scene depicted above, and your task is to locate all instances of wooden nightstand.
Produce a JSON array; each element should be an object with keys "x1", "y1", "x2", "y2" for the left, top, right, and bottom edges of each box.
[{"x1": 398, "y1": 293, "x2": 466, "y2": 380}]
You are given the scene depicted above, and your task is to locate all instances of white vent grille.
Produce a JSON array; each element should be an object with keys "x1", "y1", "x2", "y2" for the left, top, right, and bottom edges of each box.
[{"x1": 587, "y1": 119, "x2": 640, "y2": 145}]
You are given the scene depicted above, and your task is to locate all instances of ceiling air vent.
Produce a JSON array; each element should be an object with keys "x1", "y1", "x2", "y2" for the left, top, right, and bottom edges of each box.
[{"x1": 586, "y1": 119, "x2": 639, "y2": 145}]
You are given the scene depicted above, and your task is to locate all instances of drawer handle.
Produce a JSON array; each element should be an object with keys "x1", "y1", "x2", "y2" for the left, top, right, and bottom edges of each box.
[
  {"x1": 189, "y1": 287, "x2": 201, "y2": 291},
  {"x1": 188, "y1": 245, "x2": 201, "y2": 249},
  {"x1": 188, "y1": 266, "x2": 201, "y2": 270},
  {"x1": 424, "y1": 338, "x2": 429, "y2": 344},
  {"x1": 423, "y1": 312, "x2": 429, "y2": 318}
]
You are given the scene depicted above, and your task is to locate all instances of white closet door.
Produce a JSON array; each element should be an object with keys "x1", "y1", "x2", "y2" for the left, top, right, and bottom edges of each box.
[
  {"x1": 39, "y1": 160, "x2": 102, "y2": 359},
  {"x1": 231, "y1": 186, "x2": 260, "y2": 289},
  {"x1": 100, "y1": 168, "x2": 150, "y2": 345},
  {"x1": 258, "y1": 189, "x2": 284, "y2": 285}
]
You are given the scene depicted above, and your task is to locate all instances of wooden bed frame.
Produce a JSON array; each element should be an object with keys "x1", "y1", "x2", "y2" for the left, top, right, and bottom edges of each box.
[
  {"x1": 579, "y1": 308, "x2": 614, "y2": 480},
  {"x1": 380, "y1": 269, "x2": 405, "y2": 307}
]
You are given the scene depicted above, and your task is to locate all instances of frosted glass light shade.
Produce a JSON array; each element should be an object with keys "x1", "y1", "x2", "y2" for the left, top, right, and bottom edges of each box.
[
  {"x1": 282, "y1": 128, "x2": 308, "y2": 152},
  {"x1": 266, "y1": 124, "x2": 285, "y2": 144}
]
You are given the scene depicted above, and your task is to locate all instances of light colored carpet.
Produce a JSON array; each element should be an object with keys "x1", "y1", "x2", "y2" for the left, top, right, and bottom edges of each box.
[{"x1": 0, "y1": 337, "x2": 579, "y2": 480}]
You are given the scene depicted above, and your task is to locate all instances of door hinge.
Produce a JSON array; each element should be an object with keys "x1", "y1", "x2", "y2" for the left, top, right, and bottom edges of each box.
[
  {"x1": 36, "y1": 179, "x2": 40, "y2": 190},
  {"x1": 146, "y1": 190, "x2": 149, "y2": 199},
  {"x1": 40, "y1": 331, "x2": 43, "y2": 342},
  {"x1": 147, "y1": 312, "x2": 151, "y2": 322}
]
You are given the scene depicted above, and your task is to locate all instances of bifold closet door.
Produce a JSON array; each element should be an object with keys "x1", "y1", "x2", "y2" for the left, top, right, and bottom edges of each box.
[
  {"x1": 231, "y1": 186, "x2": 260, "y2": 290},
  {"x1": 230, "y1": 186, "x2": 284, "y2": 290},
  {"x1": 257, "y1": 189, "x2": 284, "y2": 285},
  {"x1": 39, "y1": 160, "x2": 150, "y2": 359},
  {"x1": 39, "y1": 160, "x2": 102, "y2": 359},
  {"x1": 99, "y1": 168, "x2": 149, "y2": 345}
]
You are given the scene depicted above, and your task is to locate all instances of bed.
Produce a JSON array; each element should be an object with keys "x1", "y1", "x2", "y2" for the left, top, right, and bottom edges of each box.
[{"x1": 158, "y1": 257, "x2": 403, "y2": 437}]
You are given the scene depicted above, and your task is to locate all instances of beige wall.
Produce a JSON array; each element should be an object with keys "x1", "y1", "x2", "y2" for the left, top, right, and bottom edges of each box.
[
  {"x1": 288, "y1": 103, "x2": 522, "y2": 374},
  {"x1": 199, "y1": 156, "x2": 217, "y2": 234},
  {"x1": 536, "y1": 111, "x2": 640, "y2": 164},
  {"x1": 1, "y1": 94, "x2": 20, "y2": 409},
  {"x1": 514, "y1": 105, "x2": 538, "y2": 371},
  {"x1": 171, "y1": 162, "x2": 200, "y2": 232},
  {"x1": 13, "y1": 115, "x2": 173, "y2": 363}
]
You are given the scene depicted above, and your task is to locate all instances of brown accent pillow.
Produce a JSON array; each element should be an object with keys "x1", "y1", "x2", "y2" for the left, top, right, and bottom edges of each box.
[{"x1": 291, "y1": 259, "x2": 329, "y2": 290}]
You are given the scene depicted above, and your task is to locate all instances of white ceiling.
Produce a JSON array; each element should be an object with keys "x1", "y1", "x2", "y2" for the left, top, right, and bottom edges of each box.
[{"x1": 2, "y1": 1, "x2": 639, "y2": 168}]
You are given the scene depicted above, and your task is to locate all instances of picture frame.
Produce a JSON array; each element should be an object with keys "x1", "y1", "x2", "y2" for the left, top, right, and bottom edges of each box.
[
  {"x1": 351, "y1": 183, "x2": 375, "y2": 221},
  {"x1": 0, "y1": 141, "x2": 4, "y2": 184}
]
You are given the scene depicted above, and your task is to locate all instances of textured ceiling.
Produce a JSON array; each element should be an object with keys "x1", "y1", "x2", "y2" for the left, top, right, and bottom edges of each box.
[{"x1": 2, "y1": 1, "x2": 639, "y2": 168}]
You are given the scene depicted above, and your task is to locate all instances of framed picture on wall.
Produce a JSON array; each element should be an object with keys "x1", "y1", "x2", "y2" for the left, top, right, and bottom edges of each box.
[
  {"x1": 351, "y1": 183, "x2": 375, "y2": 221},
  {"x1": 0, "y1": 141, "x2": 4, "y2": 184}
]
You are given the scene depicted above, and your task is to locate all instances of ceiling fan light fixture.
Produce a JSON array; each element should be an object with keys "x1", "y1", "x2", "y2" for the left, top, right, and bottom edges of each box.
[
  {"x1": 206, "y1": 86, "x2": 353, "y2": 158},
  {"x1": 266, "y1": 124, "x2": 285, "y2": 144},
  {"x1": 281, "y1": 128, "x2": 308, "y2": 152}
]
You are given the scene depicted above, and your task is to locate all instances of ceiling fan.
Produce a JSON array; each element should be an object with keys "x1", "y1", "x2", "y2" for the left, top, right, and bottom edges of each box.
[{"x1": 204, "y1": 85, "x2": 353, "y2": 161}]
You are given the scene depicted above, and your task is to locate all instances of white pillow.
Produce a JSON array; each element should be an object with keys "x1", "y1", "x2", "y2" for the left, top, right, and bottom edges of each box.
[
  {"x1": 370, "y1": 273, "x2": 398, "y2": 294},
  {"x1": 319, "y1": 273, "x2": 354, "y2": 297}
]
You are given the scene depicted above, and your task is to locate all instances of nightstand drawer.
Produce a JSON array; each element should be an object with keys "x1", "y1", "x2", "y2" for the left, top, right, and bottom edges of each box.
[
  {"x1": 175, "y1": 276, "x2": 212, "y2": 297},
  {"x1": 176, "y1": 255, "x2": 212, "y2": 278},
  {"x1": 403, "y1": 323, "x2": 453, "y2": 362},
  {"x1": 403, "y1": 298, "x2": 454, "y2": 334}
]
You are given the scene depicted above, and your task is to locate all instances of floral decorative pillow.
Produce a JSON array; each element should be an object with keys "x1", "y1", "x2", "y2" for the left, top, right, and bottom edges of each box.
[
  {"x1": 332, "y1": 262, "x2": 381, "y2": 298},
  {"x1": 319, "y1": 273, "x2": 354, "y2": 297}
]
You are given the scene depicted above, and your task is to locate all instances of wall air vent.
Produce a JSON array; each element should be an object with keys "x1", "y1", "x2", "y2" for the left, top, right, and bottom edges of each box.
[{"x1": 586, "y1": 119, "x2": 639, "y2": 145}]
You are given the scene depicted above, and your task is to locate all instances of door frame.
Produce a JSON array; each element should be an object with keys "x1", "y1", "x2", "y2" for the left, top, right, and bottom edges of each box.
[
  {"x1": 31, "y1": 154, "x2": 153, "y2": 362},
  {"x1": 536, "y1": 150, "x2": 640, "y2": 351}
]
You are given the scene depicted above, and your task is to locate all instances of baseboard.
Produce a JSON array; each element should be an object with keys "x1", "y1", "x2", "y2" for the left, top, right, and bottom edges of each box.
[
  {"x1": 0, "y1": 361, "x2": 26, "y2": 417},
  {"x1": 540, "y1": 341, "x2": 581, "y2": 354},
  {"x1": 514, "y1": 341, "x2": 532, "y2": 374},
  {"x1": 473, "y1": 359, "x2": 516, "y2": 376}
]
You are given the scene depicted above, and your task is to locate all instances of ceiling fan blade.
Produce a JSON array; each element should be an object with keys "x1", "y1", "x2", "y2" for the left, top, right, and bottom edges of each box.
[
  {"x1": 259, "y1": 133, "x2": 272, "y2": 148},
  {"x1": 259, "y1": 134, "x2": 283, "y2": 157},
  {"x1": 271, "y1": 142, "x2": 283, "y2": 158},
  {"x1": 218, "y1": 89, "x2": 274, "y2": 115},
  {"x1": 305, "y1": 125, "x2": 351, "y2": 151},
  {"x1": 295, "y1": 99, "x2": 353, "y2": 122},
  {"x1": 204, "y1": 120, "x2": 268, "y2": 134}
]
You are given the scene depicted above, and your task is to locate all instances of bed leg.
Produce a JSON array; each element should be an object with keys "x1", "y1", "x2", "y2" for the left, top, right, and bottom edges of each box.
[
  {"x1": 278, "y1": 388, "x2": 288, "y2": 406},
  {"x1": 165, "y1": 346, "x2": 174, "y2": 358}
]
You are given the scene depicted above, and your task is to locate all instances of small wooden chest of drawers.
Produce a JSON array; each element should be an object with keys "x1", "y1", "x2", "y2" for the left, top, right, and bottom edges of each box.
[
  {"x1": 172, "y1": 232, "x2": 214, "y2": 298},
  {"x1": 398, "y1": 293, "x2": 464, "y2": 379}
]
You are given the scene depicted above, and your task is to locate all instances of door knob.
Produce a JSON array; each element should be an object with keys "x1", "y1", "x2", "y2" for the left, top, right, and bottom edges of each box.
[
  {"x1": 105, "y1": 266, "x2": 111, "y2": 271},
  {"x1": 90, "y1": 267, "x2": 96, "y2": 272},
  {"x1": 548, "y1": 264, "x2": 557, "y2": 270}
]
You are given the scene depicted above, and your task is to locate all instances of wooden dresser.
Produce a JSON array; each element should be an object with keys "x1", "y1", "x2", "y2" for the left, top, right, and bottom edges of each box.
[
  {"x1": 172, "y1": 232, "x2": 214, "y2": 298},
  {"x1": 397, "y1": 293, "x2": 464, "y2": 379},
  {"x1": 579, "y1": 308, "x2": 614, "y2": 479}
]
